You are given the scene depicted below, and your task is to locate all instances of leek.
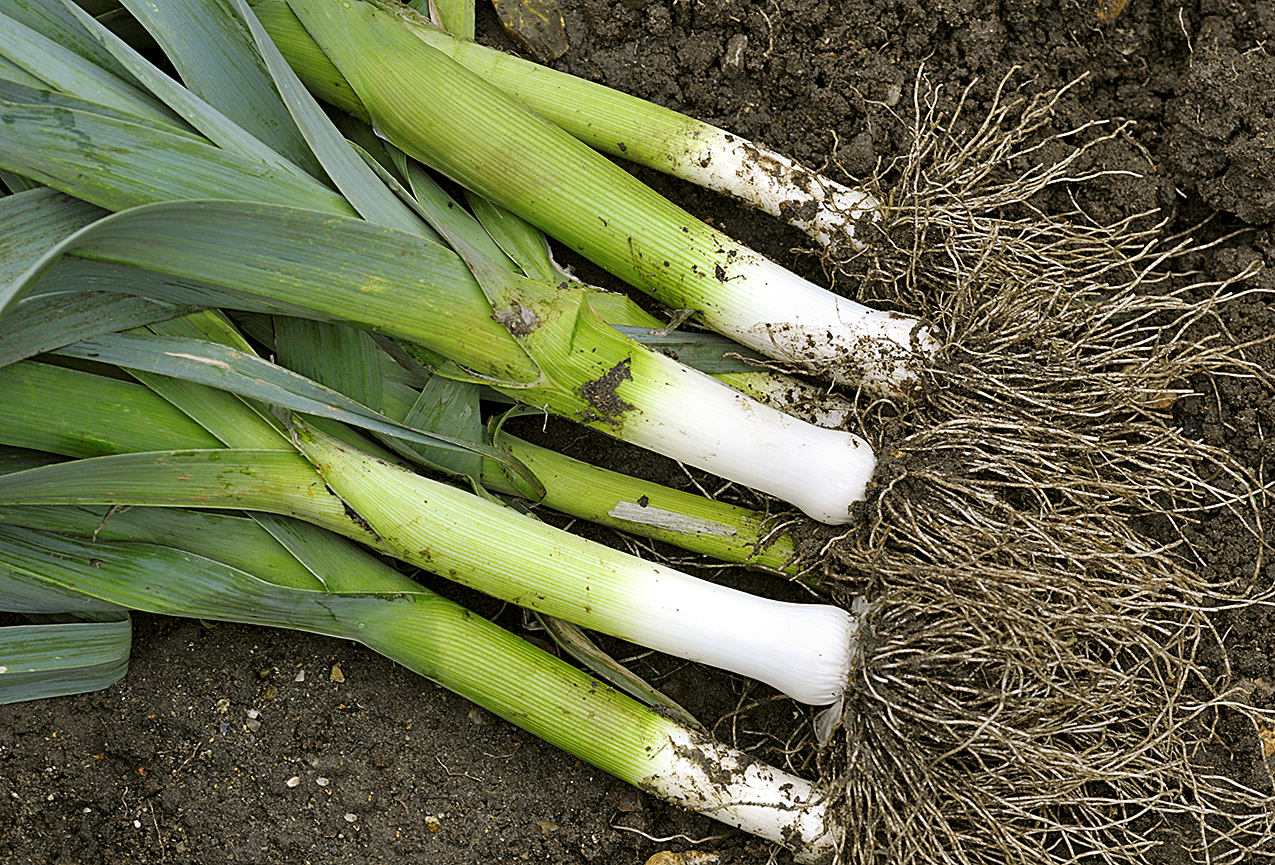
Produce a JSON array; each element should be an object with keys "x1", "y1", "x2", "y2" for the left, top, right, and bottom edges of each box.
[
  {"x1": 271, "y1": 0, "x2": 936, "y2": 396},
  {"x1": 0, "y1": 506, "x2": 839, "y2": 861},
  {"x1": 254, "y1": 0, "x2": 880, "y2": 252}
]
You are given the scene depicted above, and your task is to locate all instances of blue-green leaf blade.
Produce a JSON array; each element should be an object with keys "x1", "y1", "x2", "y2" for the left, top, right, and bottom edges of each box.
[
  {"x1": 0, "y1": 291, "x2": 194, "y2": 368},
  {"x1": 59, "y1": 0, "x2": 329, "y2": 183},
  {"x1": 228, "y1": 0, "x2": 427, "y2": 234},
  {"x1": 0, "y1": 8, "x2": 177, "y2": 124},
  {"x1": 0, "y1": 616, "x2": 131, "y2": 704},
  {"x1": 0, "y1": 101, "x2": 355, "y2": 218},
  {"x1": 0, "y1": 0, "x2": 138, "y2": 85}
]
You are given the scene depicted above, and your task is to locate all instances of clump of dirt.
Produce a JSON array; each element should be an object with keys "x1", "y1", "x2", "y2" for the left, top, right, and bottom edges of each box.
[
  {"x1": 1162, "y1": 12, "x2": 1275, "y2": 223},
  {"x1": 4, "y1": 1, "x2": 1275, "y2": 864}
]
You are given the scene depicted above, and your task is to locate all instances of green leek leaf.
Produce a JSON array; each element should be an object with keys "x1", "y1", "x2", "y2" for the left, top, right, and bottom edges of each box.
[
  {"x1": 0, "y1": 449, "x2": 362, "y2": 539},
  {"x1": 0, "y1": 0, "x2": 138, "y2": 86},
  {"x1": 60, "y1": 0, "x2": 329, "y2": 183},
  {"x1": 400, "y1": 374, "x2": 483, "y2": 479},
  {"x1": 0, "y1": 77, "x2": 190, "y2": 135},
  {"x1": 0, "y1": 290, "x2": 193, "y2": 368},
  {"x1": 0, "y1": 9, "x2": 177, "y2": 124},
  {"x1": 114, "y1": 0, "x2": 326, "y2": 179},
  {"x1": 0, "y1": 101, "x2": 354, "y2": 218},
  {"x1": 612, "y1": 325, "x2": 769, "y2": 375},
  {"x1": 1, "y1": 201, "x2": 525, "y2": 384},
  {"x1": 228, "y1": 0, "x2": 427, "y2": 235},
  {"x1": 274, "y1": 318, "x2": 385, "y2": 414},
  {"x1": 56, "y1": 332, "x2": 494, "y2": 458},
  {"x1": 0, "y1": 188, "x2": 106, "y2": 288},
  {"x1": 466, "y1": 192, "x2": 557, "y2": 282},
  {"x1": 0, "y1": 361, "x2": 225, "y2": 456},
  {"x1": 0, "y1": 616, "x2": 131, "y2": 704}
]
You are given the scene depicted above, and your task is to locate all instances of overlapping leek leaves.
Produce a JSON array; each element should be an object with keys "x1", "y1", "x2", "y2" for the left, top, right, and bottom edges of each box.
[
  {"x1": 0, "y1": 311, "x2": 842, "y2": 856},
  {"x1": 0, "y1": 0, "x2": 878, "y2": 525},
  {"x1": 0, "y1": 0, "x2": 833, "y2": 684},
  {"x1": 0, "y1": 1, "x2": 859, "y2": 857}
]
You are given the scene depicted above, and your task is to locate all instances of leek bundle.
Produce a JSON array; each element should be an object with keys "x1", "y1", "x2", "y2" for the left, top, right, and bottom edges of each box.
[
  {"x1": 0, "y1": 0, "x2": 878, "y2": 524},
  {"x1": 0, "y1": 302, "x2": 848, "y2": 858},
  {"x1": 0, "y1": 2, "x2": 870, "y2": 851},
  {"x1": 6, "y1": 2, "x2": 1275, "y2": 864}
]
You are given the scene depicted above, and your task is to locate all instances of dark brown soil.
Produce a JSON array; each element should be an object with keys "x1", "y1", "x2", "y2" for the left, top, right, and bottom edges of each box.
[{"x1": 3, "y1": 0, "x2": 1275, "y2": 863}]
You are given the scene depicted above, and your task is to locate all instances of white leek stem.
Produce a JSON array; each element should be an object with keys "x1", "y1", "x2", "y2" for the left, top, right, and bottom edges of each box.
[
  {"x1": 699, "y1": 250, "x2": 935, "y2": 392},
  {"x1": 362, "y1": 572, "x2": 844, "y2": 861},
  {"x1": 665, "y1": 131, "x2": 881, "y2": 251},
  {"x1": 569, "y1": 312, "x2": 877, "y2": 524},
  {"x1": 640, "y1": 723, "x2": 841, "y2": 864},
  {"x1": 627, "y1": 369, "x2": 874, "y2": 523}
]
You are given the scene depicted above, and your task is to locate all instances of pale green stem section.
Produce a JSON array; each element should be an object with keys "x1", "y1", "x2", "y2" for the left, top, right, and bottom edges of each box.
[
  {"x1": 424, "y1": 0, "x2": 474, "y2": 40},
  {"x1": 482, "y1": 432, "x2": 798, "y2": 574},
  {"x1": 0, "y1": 361, "x2": 224, "y2": 456}
]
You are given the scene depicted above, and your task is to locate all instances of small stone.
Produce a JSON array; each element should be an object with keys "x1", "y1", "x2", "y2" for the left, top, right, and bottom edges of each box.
[
  {"x1": 535, "y1": 820, "x2": 559, "y2": 836},
  {"x1": 316, "y1": 777, "x2": 330, "y2": 787},
  {"x1": 721, "y1": 33, "x2": 748, "y2": 78},
  {"x1": 613, "y1": 787, "x2": 645, "y2": 813},
  {"x1": 330, "y1": 663, "x2": 344, "y2": 683},
  {"x1": 343, "y1": 813, "x2": 357, "y2": 823},
  {"x1": 294, "y1": 669, "x2": 305, "y2": 682},
  {"x1": 286, "y1": 776, "x2": 301, "y2": 788},
  {"x1": 424, "y1": 815, "x2": 442, "y2": 833},
  {"x1": 646, "y1": 853, "x2": 722, "y2": 865}
]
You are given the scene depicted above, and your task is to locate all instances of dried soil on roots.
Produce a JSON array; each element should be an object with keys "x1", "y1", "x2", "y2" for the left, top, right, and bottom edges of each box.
[{"x1": 4, "y1": 1, "x2": 1275, "y2": 864}]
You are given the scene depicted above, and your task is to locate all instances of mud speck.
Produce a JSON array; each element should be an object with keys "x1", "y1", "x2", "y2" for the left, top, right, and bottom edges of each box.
[
  {"x1": 577, "y1": 356, "x2": 635, "y2": 425},
  {"x1": 492, "y1": 301, "x2": 542, "y2": 336}
]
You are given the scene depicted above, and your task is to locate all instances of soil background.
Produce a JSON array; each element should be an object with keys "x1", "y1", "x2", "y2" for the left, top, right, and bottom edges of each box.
[{"x1": 3, "y1": 0, "x2": 1275, "y2": 863}]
